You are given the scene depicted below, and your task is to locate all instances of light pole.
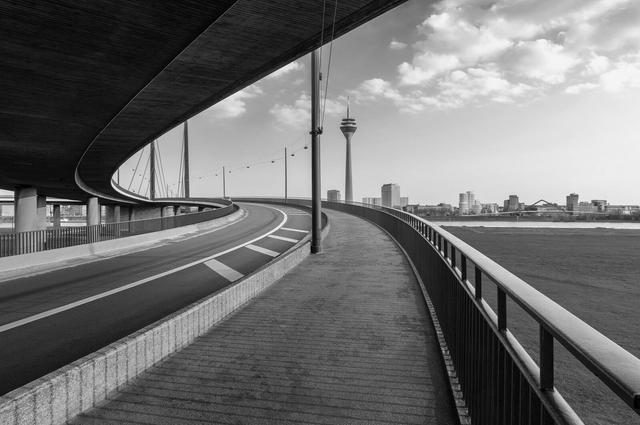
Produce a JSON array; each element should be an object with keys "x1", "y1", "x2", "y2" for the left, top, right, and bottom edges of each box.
[
  {"x1": 284, "y1": 147, "x2": 288, "y2": 203},
  {"x1": 222, "y1": 166, "x2": 226, "y2": 198},
  {"x1": 310, "y1": 49, "x2": 322, "y2": 254}
]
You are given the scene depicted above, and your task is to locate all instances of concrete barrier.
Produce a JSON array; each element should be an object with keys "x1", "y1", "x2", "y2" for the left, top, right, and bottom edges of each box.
[
  {"x1": 0, "y1": 231, "x2": 316, "y2": 425},
  {"x1": 0, "y1": 208, "x2": 245, "y2": 282}
]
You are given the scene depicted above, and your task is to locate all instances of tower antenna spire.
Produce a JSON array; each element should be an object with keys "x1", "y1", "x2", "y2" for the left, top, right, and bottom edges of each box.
[{"x1": 340, "y1": 97, "x2": 357, "y2": 203}]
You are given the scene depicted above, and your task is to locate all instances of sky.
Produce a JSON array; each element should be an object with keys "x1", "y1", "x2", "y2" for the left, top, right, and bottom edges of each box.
[{"x1": 92, "y1": 0, "x2": 640, "y2": 206}]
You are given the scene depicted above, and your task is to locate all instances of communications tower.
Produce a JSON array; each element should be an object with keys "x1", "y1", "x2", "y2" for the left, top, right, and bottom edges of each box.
[{"x1": 340, "y1": 98, "x2": 357, "y2": 203}]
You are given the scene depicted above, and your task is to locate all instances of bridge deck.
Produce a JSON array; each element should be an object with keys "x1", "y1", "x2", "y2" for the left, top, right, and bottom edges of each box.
[{"x1": 73, "y1": 209, "x2": 456, "y2": 424}]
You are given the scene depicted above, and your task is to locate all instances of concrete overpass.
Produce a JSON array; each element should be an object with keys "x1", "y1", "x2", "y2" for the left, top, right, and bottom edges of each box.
[{"x1": 2, "y1": 2, "x2": 640, "y2": 425}]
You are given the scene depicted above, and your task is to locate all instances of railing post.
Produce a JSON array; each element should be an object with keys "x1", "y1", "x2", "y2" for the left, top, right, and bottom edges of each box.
[
  {"x1": 497, "y1": 288, "x2": 507, "y2": 331},
  {"x1": 451, "y1": 245, "x2": 456, "y2": 268},
  {"x1": 540, "y1": 326, "x2": 555, "y2": 391},
  {"x1": 461, "y1": 254, "x2": 467, "y2": 281},
  {"x1": 475, "y1": 266, "x2": 482, "y2": 299}
]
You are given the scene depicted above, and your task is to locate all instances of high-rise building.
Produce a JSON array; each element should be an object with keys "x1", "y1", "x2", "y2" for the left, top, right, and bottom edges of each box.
[
  {"x1": 459, "y1": 193, "x2": 469, "y2": 215},
  {"x1": 566, "y1": 193, "x2": 579, "y2": 211},
  {"x1": 362, "y1": 197, "x2": 381, "y2": 206},
  {"x1": 339, "y1": 99, "x2": 357, "y2": 203},
  {"x1": 507, "y1": 195, "x2": 519, "y2": 211},
  {"x1": 381, "y1": 184, "x2": 401, "y2": 209},
  {"x1": 400, "y1": 197, "x2": 409, "y2": 209},
  {"x1": 327, "y1": 190, "x2": 341, "y2": 202}
]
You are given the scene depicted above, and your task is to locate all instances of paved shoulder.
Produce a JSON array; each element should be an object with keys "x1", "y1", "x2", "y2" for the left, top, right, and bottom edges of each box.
[{"x1": 74, "y1": 209, "x2": 456, "y2": 424}]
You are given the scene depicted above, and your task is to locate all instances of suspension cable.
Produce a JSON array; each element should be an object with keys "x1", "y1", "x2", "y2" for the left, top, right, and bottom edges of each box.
[
  {"x1": 322, "y1": 0, "x2": 339, "y2": 127},
  {"x1": 136, "y1": 152, "x2": 150, "y2": 195},
  {"x1": 177, "y1": 133, "x2": 185, "y2": 197},
  {"x1": 155, "y1": 141, "x2": 169, "y2": 197},
  {"x1": 318, "y1": 0, "x2": 327, "y2": 72},
  {"x1": 127, "y1": 149, "x2": 144, "y2": 191}
]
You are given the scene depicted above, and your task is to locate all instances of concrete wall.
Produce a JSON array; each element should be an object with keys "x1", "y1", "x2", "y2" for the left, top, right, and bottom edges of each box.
[
  {"x1": 0, "y1": 232, "x2": 314, "y2": 425},
  {"x1": 130, "y1": 206, "x2": 162, "y2": 221}
]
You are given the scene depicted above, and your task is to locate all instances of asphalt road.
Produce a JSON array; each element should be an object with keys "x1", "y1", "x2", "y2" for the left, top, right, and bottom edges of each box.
[{"x1": 0, "y1": 203, "x2": 310, "y2": 395}]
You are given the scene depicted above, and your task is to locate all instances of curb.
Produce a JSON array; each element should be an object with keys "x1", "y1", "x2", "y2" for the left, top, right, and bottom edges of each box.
[{"x1": 0, "y1": 232, "x2": 312, "y2": 425}]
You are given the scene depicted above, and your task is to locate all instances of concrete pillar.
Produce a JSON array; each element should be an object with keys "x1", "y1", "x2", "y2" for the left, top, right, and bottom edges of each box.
[
  {"x1": 174, "y1": 206, "x2": 181, "y2": 215},
  {"x1": 104, "y1": 205, "x2": 121, "y2": 223},
  {"x1": 37, "y1": 195, "x2": 47, "y2": 229},
  {"x1": 161, "y1": 206, "x2": 175, "y2": 217},
  {"x1": 198, "y1": 206, "x2": 205, "y2": 212},
  {"x1": 87, "y1": 197, "x2": 100, "y2": 226},
  {"x1": 14, "y1": 187, "x2": 39, "y2": 233},
  {"x1": 53, "y1": 204, "x2": 61, "y2": 228}
]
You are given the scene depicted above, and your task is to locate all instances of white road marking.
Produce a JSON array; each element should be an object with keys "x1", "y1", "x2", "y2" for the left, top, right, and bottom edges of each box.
[
  {"x1": 268, "y1": 235, "x2": 298, "y2": 243},
  {"x1": 0, "y1": 205, "x2": 289, "y2": 334},
  {"x1": 246, "y1": 244, "x2": 279, "y2": 257},
  {"x1": 287, "y1": 212, "x2": 310, "y2": 216},
  {"x1": 281, "y1": 227, "x2": 309, "y2": 234},
  {"x1": 204, "y1": 259, "x2": 244, "y2": 282}
]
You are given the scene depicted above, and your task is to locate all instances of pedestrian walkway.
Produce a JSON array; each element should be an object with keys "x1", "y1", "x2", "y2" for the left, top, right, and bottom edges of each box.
[{"x1": 73, "y1": 209, "x2": 457, "y2": 424}]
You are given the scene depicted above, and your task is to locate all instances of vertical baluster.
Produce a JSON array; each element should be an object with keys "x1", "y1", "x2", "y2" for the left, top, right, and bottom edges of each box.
[
  {"x1": 451, "y1": 245, "x2": 456, "y2": 269},
  {"x1": 497, "y1": 288, "x2": 507, "y2": 331},
  {"x1": 540, "y1": 326, "x2": 554, "y2": 392},
  {"x1": 461, "y1": 254, "x2": 467, "y2": 282},
  {"x1": 475, "y1": 266, "x2": 482, "y2": 299}
]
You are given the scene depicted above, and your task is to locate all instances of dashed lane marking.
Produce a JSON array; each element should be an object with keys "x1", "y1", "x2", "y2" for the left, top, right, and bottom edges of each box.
[
  {"x1": 268, "y1": 235, "x2": 298, "y2": 243},
  {"x1": 204, "y1": 259, "x2": 244, "y2": 282},
  {"x1": 281, "y1": 227, "x2": 309, "y2": 234},
  {"x1": 246, "y1": 244, "x2": 279, "y2": 258}
]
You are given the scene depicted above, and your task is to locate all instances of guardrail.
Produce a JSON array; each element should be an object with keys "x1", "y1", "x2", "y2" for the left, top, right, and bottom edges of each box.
[
  {"x1": 238, "y1": 197, "x2": 640, "y2": 424},
  {"x1": 0, "y1": 201, "x2": 238, "y2": 258}
]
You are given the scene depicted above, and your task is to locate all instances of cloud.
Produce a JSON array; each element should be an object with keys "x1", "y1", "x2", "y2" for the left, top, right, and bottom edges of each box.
[
  {"x1": 265, "y1": 61, "x2": 304, "y2": 79},
  {"x1": 269, "y1": 92, "x2": 344, "y2": 129},
  {"x1": 205, "y1": 85, "x2": 263, "y2": 119},
  {"x1": 353, "y1": 0, "x2": 640, "y2": 111},
  {"x1": 389, "y1": 39, "x2": 407, "y2": 50}
]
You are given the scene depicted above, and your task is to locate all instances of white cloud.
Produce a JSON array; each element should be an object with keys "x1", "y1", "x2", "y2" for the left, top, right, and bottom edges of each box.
[
  {"x1": 508, "y1": 39, "x2": 578, "y2": 84},
  {"x1": 389, "y1": 39, "x2": 407, "y2": 50},
  {"x1": 351, "y1": 0, "x2": 640, "y2": 111},
  {"x1": 599, "y1": 57, "x2": 640, "y2": 92},
  {"x1": 565, "y1": 82, "x2": 598, "y2": 94},
  {"x1": 269, "y1": 92, "x2": 344, "y2": 129},
  {"x1": 265, "y1": 61, "x2": 304, "y2": 79},
  {"x1": 205, "y1": 85, "x2": 263, "y2": 119}
]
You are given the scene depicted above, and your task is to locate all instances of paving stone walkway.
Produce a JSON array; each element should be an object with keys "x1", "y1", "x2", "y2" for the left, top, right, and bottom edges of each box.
[{"x1": 73, "y1": 209, "x2": 457, "y2": 424}]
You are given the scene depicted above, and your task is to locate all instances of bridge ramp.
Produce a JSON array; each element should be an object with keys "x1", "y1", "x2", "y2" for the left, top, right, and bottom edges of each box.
[{"x1": 72, "y1": 209, "x2": 456, "y2": 424}]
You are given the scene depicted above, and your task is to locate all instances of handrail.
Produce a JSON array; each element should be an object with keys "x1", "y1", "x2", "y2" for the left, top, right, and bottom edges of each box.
[
  {"x1": 235, "y1": 196, "x2": 640, "y2": 422},
  {"x1": 379, "y1": 203, "x2": 640, "y2": 412}
]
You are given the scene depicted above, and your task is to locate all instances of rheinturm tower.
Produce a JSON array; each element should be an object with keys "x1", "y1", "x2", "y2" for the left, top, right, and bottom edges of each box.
[{"x1": 340, "y1": 99, "x2": 357, "y2": 203}]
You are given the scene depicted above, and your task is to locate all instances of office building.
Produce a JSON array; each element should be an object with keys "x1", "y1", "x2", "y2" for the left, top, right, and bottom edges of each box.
[
  {"x1": 381, "y1": 183, "x2": 401, "y2": 209},
  {"x1": 327, "y1": 190, "x2": 341, "y2": 202},
  {"x1": 504, "y1": 194, "x2": 520, "y2": 212},
  {"x1": 362, "y1": 197, "x2": 382, "y2": 206},
  {"x1": 459, "y1": 193, "x2": 469, "y2": 215},
  {"x1": 566, "y1": 193, "x2": 579, "y2": 211}
]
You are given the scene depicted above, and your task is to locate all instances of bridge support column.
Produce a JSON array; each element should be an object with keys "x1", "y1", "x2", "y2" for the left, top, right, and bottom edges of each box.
[
  {"x1": 174, "y1": 206, "x2": 181, "y2": 216},
  {"x1": 105, "y1": 205, "x2": 120, "y2": 223},
  {"x1": 14, "y1": 187, "x2": 46, "y2": 253},
  {"x1": 52, "y1": 204, "x2": 61, "y2": 228},
  {"x1": 87, "y1": 197, "x2": 100, "y2": 243},
  {"x1": 161, "y1": 206, "x2": 175, "y2": 217},
  {"x1": 14, "y1": 187, "x2": 40, "y2": 233},
  {"x1": 87, "y1": 197, "x2": 100, "y2": 226},
  {"x1": 37, "y1": 195, "x2": 47, "y2": 229}
]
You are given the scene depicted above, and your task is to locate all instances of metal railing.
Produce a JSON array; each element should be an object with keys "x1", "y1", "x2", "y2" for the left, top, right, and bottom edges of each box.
[
  {"x1": 237, "y1": 197, "x2": 640, "y2": 424},
  {"x1": 0, "y1": 202, "x2": 238, "y2": 258}
]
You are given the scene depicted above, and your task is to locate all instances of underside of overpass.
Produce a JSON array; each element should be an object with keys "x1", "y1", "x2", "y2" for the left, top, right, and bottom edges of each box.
[{"x1": 0, "y1": 0, "x2": 411, "y2": 204}]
